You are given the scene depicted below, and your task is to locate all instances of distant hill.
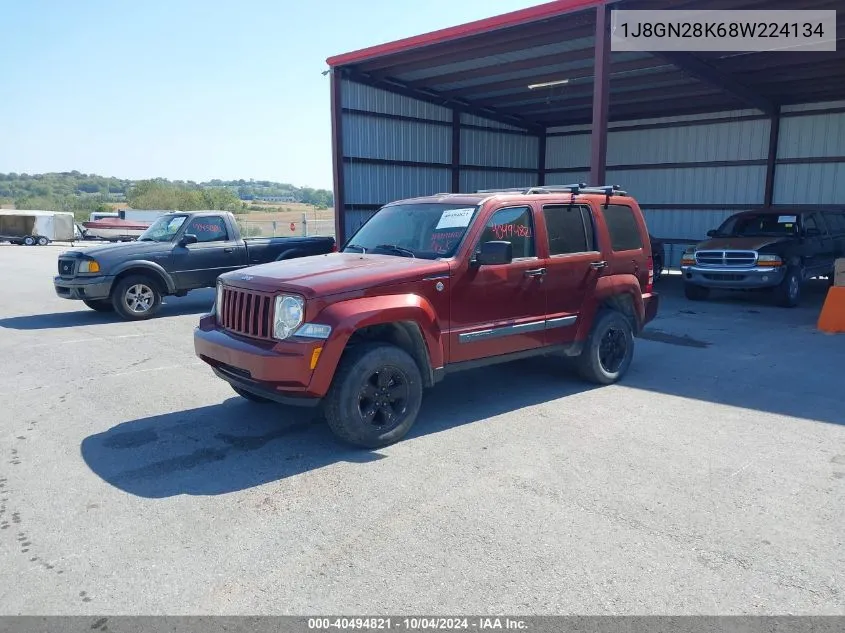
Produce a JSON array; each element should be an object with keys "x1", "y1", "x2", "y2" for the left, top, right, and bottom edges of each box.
[{"x1": 0, "y1": 171, "x2": 333, "y2": 220}]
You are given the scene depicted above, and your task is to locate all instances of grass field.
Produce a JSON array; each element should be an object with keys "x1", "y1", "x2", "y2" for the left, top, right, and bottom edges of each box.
[{"x1": 235, "y1": 202, "x2": 336, "y2": 238}]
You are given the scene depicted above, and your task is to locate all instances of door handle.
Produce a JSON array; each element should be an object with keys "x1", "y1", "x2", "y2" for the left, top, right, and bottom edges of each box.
[
  {"x1": 524, "y1": 267, "x2": 546, "y2": 277},
  {"x1": 223, "y1": 247, "x2": 233, "y2": 253},
  {"x1": 590, "y1": 261, "x2": 608, "y2": 270}
]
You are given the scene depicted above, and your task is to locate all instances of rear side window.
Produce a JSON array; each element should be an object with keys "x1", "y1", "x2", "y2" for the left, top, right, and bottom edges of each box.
[
  {"x1": 803, "y1": 214, "x2": 821, "y2": 234},
  {"x1": 823, "y1": 211, "x2": 845, "y2": 234},
  {"x1": 603, "y1": 204, "x2": 643, "y2": 252},
  {"x1": 187, "y1": 216, "x2": 228, "y2": 242},
  {"x1": 479, "y1": 206, "x2": 535, "y2": 259},
  {"x1": 542, "y1": 204, "x2": 592, "y2": 255}
]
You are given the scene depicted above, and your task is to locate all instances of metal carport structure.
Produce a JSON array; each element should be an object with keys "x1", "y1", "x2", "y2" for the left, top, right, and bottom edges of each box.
[{"x1": 325, "y1": 0, "x2": 845, "y2": 265}]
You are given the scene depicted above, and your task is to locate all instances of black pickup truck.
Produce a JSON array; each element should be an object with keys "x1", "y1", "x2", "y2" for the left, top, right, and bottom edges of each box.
[{"x1": 54, "y1": 211, "x2": 336, "y2": 320}]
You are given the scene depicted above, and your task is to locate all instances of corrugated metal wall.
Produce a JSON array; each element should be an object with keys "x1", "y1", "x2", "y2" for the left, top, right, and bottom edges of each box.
[
  {"x1": 774, "y1": 100, "x2": 845, "y2": 205},
  {"x1": 546, "y1": 101, "x2": 845, "y2": 268},
  {"x1": 339, "y1": 77, "x2": 845, "y2": 263},
  {"x1": 338, "y1": 78, "x2": 541, "y2": 241},
  {"x1": 340, "y1": 79, "x2": 453, "y2": 236}
]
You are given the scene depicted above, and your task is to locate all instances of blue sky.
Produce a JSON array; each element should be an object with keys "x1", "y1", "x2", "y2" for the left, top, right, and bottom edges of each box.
[{"x1": 1, "y1": 0, "x2": 541, "y2": 189}]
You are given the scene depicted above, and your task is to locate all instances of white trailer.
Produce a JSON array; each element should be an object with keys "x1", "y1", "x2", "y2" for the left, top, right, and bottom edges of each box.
[
  {"x1": 0, "y1": 210, "x2": 77, "y2": 246},
  {"x1": 119, "y1": 209, "x2": 168, "y2": 223}
]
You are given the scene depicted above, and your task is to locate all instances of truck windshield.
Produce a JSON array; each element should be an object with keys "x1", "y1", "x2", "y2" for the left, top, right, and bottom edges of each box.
[
  {"x1": 138, "y1": 215, "x2": 188, "y2": 242},
  {"x1": 714, "y1": 213, "x2": 799, "y2": 237},
  {"x1": 343, "y1": 203, "x2": 479, "y2": 259}
]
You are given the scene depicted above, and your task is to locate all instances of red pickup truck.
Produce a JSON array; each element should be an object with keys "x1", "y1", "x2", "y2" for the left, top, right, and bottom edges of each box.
[{"x1": 194, "y1": 185, "x2": 659, "y2": 447}]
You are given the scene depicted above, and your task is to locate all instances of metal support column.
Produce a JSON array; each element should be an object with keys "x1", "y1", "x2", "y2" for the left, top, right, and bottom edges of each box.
[
  {"x1": 764, "y1": 108, "x2": 781, "y2": 207},
  {"x1": 330, "y1": 68, "x2": 346, "y2": 244},
  {"x1": 537, "y1": 131, "x2": 547, "y2": 186},
  {"x1": 590, "y1": 3, "x2": 610, "y2": 186},
  {"x1": 451, "y1": 109, "x2": 461, "y2": 193}
]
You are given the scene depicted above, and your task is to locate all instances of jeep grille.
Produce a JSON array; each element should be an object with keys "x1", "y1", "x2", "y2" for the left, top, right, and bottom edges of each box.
[{"x1": 219, "y1": 287, "x2": 274, "y2": 340}]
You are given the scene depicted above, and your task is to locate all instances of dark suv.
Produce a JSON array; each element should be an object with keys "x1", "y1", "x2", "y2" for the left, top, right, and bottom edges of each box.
[
  {"x1": 681, "y1": 208, "x2": 845, "y2": 307},
  {"x1": 195, "y1": 184, "x2": 659, "y2": 448}
]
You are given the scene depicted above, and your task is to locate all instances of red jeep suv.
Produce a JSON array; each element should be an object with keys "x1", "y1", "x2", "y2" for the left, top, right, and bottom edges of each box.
[{"x1": 194, "y1": 185, "x2": 659, "y2": 447}]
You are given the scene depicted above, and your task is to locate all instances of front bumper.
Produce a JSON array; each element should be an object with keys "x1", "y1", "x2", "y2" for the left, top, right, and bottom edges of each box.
[
  {"x1": 53, "y1": 275, "x2": 114, "y2": 300},
  {"x1": 194, "y1": 314, "x2": 323, "y2": 407},
  {"x1": 681, "y1": 265, "x2": 786, "y2": 289}
]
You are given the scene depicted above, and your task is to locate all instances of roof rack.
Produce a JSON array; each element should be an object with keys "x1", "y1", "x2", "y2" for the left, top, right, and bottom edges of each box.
[{"x1": 475, "y1": 183, "x2": 628, "y2": 197}]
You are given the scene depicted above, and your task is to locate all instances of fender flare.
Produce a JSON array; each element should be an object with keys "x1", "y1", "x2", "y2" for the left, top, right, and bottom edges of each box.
[
  {"x1": 576, "y1": 274, "x2": 646, "y2": 339},
  {"x1": 308, "y1": 294, "x2": 444, "y2": 392},
  {"x1": 111, "y1": 261, "x2": 176, "y2": 294}
]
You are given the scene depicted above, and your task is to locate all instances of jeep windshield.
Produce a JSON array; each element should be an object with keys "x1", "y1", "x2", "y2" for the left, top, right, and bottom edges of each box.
[
  {"x1": 712, "y1": 213, "x2": 799, "y2": 238},
  {"x1": 344, "y1": 203, "x2": 480, "y2": 259},
  {"x1": 137, "y1": 215, "x2": 188, "y2": 242}
]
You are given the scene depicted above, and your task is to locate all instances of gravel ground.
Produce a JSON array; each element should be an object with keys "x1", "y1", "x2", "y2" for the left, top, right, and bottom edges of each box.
[{"x1": 0, "y1": 244, "x2": 843, "y2": 615}]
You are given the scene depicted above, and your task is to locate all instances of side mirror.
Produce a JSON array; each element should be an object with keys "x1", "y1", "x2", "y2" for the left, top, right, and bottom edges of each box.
[
  {"x1": 706, "y1": 229, "x2": 717, "y2": 237},
  {"x1": 805, "y1": 228, "x2": 821, "y2": 237},
  {"x1": 475, "y1": 240, "x2": 512, "y2": 266},
  {"x1": 180, "y1": 233, "x2": 198, "y2": 246}
]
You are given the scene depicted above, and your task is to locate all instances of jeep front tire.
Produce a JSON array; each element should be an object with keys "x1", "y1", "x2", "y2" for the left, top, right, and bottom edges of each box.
[
  {"x1": 575, "y1": 309, "x2": 635, "y2": 385},
  {"x1": 323, "y1": 342, "x2": 423, "y2": 448}
]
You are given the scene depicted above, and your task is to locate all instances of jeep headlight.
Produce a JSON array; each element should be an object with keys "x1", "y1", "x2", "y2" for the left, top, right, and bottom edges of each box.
[
  {"x1": 680, "y1": 247, "x2": 696, "y2": 266},
  {"x1": 273, "y1": 295, "x2": 304, "y2": 339},
  {"x1": 78, "y1": 259, "x2": 100, "y2": 273},
  {"x1": 215, "y1": 281, "x2": 223, "y2": 322}
]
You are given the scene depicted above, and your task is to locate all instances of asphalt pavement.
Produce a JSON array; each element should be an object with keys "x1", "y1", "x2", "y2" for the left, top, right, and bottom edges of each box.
[{"x1": 0, "y1": 243, "x2": 843, "y2": 615}]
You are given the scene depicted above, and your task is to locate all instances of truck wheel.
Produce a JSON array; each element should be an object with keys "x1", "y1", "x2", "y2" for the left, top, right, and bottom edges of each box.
[
  {"x1": 774, "y1": 266, "x2": 802, "y2": 308},
  {"x1": 83, "y1": 299, "x2": 114, "y2": 312},
  {"x1": 36, "y1": 236, "x2": 49, "y2": 246},
  {"x1": 231, "y1": 385, "x2": 272, "y2": 403},
  {"x1": 323, "y1": 342, "x2": 423, "y2": 448},
  {"x1": 22, "y1": 236, "x2": 36, "y2": 246},
  {"x1": 111, "y1": 275, "x2": 163, "y2": 320},
  {"x1": 684, "y1": 283, "x2": 710, "y2": 301},
  {"x1": 575, "y1": 309, "x2": 635, "y2": 385}
]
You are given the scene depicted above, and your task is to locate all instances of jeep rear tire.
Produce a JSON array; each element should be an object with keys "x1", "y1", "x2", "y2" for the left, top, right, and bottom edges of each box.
[
  {"x1": 111, "y1": 275, "x2": 163, "y2": 320},
  {"x1": 575, "y1": 310, "x2": 635, "y2": 385},
  {"x1": 774, "y1": 266, "x2": 802, "y2": 308},
  {"x1": 231, "y1": 385, "x2": 272, "y2": 403},
  {"x1": 323, "y1": 342, "x2": 423, "y2": 448},
  {"x1": 684, "y1": 282, "x2": 710, "y2": 301},
  {"x1": 83, "y1": 298, "x2": 114, "y2": 312}
]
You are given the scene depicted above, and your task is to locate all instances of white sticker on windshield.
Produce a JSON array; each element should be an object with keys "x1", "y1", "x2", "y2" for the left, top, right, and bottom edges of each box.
[
  {"x1": 778, "y1": 215, "x2": 797, "y2": 223},
  {"x1": 435, "y1": 207, "x2": 475, "y2": 229}
]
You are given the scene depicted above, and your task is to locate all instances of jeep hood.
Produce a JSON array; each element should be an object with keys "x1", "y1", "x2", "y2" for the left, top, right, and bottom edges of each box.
[
  {"x1": 696, "y1": 236, "x2": 790, "y2": 251},
  {"x1": 218, "y1": 252, "x2": 451, "y2": 298}
]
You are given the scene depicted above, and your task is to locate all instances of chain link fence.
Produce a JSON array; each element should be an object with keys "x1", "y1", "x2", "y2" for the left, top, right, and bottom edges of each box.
[{"x1": 235, "y1": 217, "x2": 336, "y2": 239}]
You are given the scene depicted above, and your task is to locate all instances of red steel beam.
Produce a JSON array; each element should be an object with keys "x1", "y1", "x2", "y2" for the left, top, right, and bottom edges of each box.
[{"x1": 590, "y1": 3, "x2": 610, "y2": 186}]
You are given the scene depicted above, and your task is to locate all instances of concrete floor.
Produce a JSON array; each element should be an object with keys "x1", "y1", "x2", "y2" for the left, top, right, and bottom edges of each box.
[{"x1": 0, "y1": 244, "x2": 843, "y2": 615}]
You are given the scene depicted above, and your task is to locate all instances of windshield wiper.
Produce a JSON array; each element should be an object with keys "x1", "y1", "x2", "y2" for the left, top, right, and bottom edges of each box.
[
  {"x1": 374, "y1": 244, "x2": 416, "y2": 258},
  {"x1": 345, "y1": 244, "x2": 367, "y2": 253}
]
